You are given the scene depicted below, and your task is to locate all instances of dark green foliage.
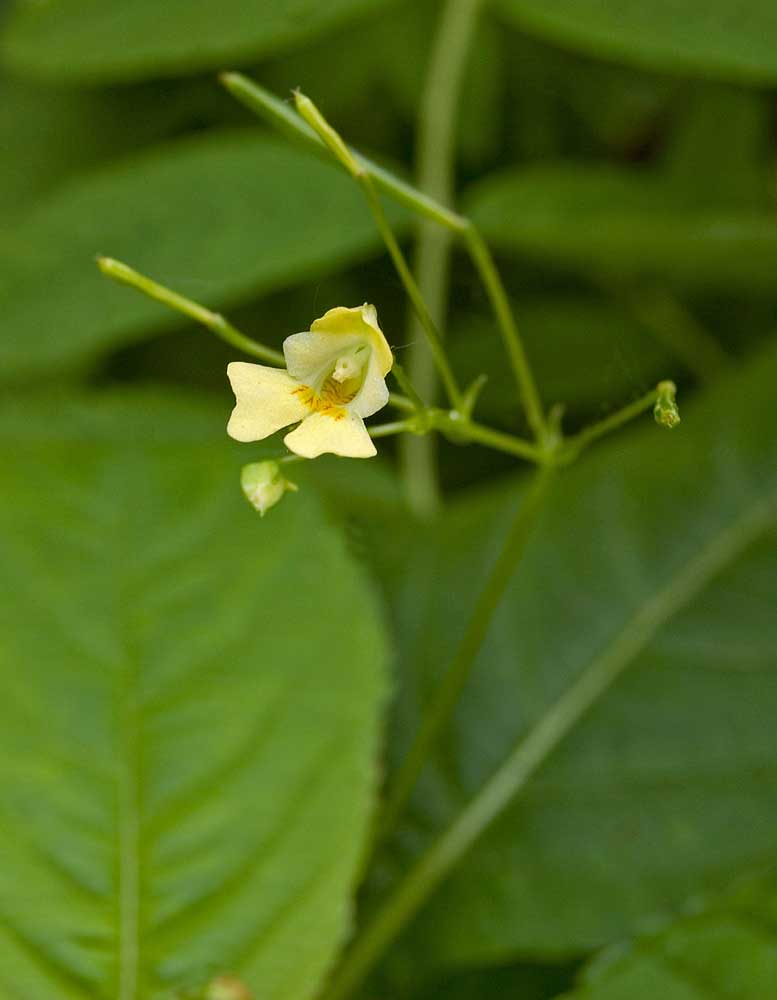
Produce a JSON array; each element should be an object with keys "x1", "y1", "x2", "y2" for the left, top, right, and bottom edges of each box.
[{"x1": 2, "y1": 1, "x2": 776, "y2": 997}]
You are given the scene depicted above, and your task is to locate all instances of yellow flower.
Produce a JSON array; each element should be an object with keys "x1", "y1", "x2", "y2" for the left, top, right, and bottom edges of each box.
[{"x1": 227, "y1": 304, "x2": 393, "y2": 458}]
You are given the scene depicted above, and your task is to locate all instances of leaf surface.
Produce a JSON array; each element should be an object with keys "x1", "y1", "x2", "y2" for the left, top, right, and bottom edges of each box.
[
  {"x1": 0, "y1": 132, "x2": 405, "y2": 378},
  {"x1": 491, "y1": 0, "x2": 777, "y2": 83},
  {"x1": 465, "y1": 164, "x2": 777, "y2": 292},
  {"x1": 1, "y1": 0, "x2": 397, "y2": 82},
  {"x1": 380, "y1": 347, "x2": 777, "y2": 966},
  {"x1": 0, "y1": 391, "x2": 388, "y2": 999},
  {"x1": 559, "y1": 873, "x2": 777, "y2": 999}
]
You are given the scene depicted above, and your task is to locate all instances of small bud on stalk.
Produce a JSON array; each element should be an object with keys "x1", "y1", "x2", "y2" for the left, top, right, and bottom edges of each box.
[
  {"x1": 240, "y1": 461, "x2": 297, "y2": 516},
  {"x1": 654, "y1": 380, "x2": 681, "y2": 429},
  {"x1": 293, "y1": 90, "x2": 362, "y2": 178},
  {"x1": 205, "y1": 974, "x2": 253, "y2": 1000}
]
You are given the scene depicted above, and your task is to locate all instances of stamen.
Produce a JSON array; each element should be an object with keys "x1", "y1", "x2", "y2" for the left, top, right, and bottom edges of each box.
[{"x1": 332, "y1": 355, "x2": 361, "y2": 383}]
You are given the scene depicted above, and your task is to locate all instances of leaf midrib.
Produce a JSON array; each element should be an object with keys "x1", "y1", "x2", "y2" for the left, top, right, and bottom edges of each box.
[
  {"x1": 116, "y1": 474, "x2": 144, "y2": 1000},
  {"x1": 475, "y1": 483, "x2": 777, "y2": 824},
  {"x1": 118, "y1": 644, "x2": 142, "y2": 1000}
]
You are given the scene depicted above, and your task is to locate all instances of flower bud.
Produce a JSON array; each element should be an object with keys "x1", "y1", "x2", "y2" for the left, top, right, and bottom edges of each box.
[
  {"x1": 240, "y1": 461, "x2": 297, "y2": 516},
  {"x1": 654, "y1": 380, "x2": 681, "y2": 429},
  {"x1": 294, "y1": 90, "x2": 362, "y2": 178},
  {"x1": 206, "y1": 975, "x2": 252, "y2": 1000}
]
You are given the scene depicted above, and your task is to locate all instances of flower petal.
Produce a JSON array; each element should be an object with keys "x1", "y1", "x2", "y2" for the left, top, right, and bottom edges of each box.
[
  {"x1": 283, "y1": 329, "x2": 360, "y2": 387},
  {"x1": 227, "y1": 362, "x2": 308, "y2": 442},
  {"x1": 283, "y1": 411, "x2": 376, "y2": 459},
  {"x1": 284, "y1": 304, "x2": 393, "y2": 389},
  {"x1": 350, "y1": 351, "x2": 389, "y2": 419},
  {"x1": 311, "y1": 304, "x2": 393, "y2": 376}
]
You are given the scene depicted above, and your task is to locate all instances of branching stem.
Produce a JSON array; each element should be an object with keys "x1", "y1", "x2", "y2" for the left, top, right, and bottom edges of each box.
[{"x1": 220, "y1": 74, "x2": 547, "y2": 438}]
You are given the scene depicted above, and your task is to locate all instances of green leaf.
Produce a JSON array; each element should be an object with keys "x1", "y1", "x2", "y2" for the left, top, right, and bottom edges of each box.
[
  {"x1": 491, "y1": 0, "x2": 777, "y2": 84},
  {"x1": 663, "y1": 84, "x2": 770, "y2": 208},
  {"x1": 1, "y1": 0, "x2": 398, "y2": 83},
  {"x1": 0, "y1": 131, "x2": 406, "y2": 378},
  {"x1": 0, "y1": 77, "x2": 138, "y2": 223},
  {"x1": 380, "y1": 346, "x2": 777, "y2": 967},
  {"x1": 465, "y1": 163, "x2": 777, "y2": 292},
  {"x1": 560, "y1": 872, "x2": 777, "y2": 999},
  {"x1": 0, "y1": 391, "x2": 388, "y2": 998},
  {"x1": 0, "y1": 73, "x2": 246, "y2": 224}
]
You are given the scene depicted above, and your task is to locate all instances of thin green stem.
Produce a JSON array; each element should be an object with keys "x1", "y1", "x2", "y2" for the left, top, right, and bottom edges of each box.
[
  {"x1": 401, "y1": 0, "x2": 484, "y2": 517},
  {"x1": 96, "y1": 256, "x2": 664, "y2": 467},
  {"x1": 386, "y1": 392, "x2": 416, "y2": 414},
  {"x1": 219, "y1": 73, "x2": 468, "y2": 234},
  {"x1": 358, "y1": 177, "x2": 463, "y2": 411},
  {"x1": 96, "y1": 256, "x2": 285, "y2": 366},
  {"x1": 368, "y1": 419, "x2": 418, "y2": 440},
  {"x1": 464, "y1": 226, "x2": 548, "y2": 441},
  {"x1": 97, "y1": 256, "x2": 415, "y2": 415},
  {"x1": 434, "y1": 412, "x2": 546, "y2": 463},
  {"x1": 292, "y1": 89, "x2": 462, "y2": 412},
  {"x1": 380, "y1": 465, "x2": 555, "y2": 836},
  {"x1": 560, "y1": 387, "x2": 660, "y2": 461},
  {"x1": 390, "y1": 361, "x2": 427, "y2": 412},
  {"x1": 321, "y1": 487, "x2": 776, "y2": 1000}
]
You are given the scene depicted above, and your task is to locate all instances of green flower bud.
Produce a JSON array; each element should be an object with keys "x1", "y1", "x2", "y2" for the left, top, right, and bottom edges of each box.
[
  {"x1": 205, "y1": 975, "x2": 252, "y2": 1000},
  {"x1": 240, "y1": 461, "x2": 297, "y2": 516},
  {"x1": 654, "y1": 380, "x2": 681, "y2": 430},
  {"x1": 293, "y1": 90, "x2": 362, "y2": 178}
]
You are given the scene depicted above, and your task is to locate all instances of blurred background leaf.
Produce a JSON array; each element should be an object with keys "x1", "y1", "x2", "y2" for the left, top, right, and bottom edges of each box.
[
  {"x1": 0, "y1": 132, "x2": 408, "y2": 377},
  {"x1": 1, "y1": 0, "x2": 776, "y2": 995},
  {"x1": 491, "y1": 0, "x2": 777, "y2": 83},
  {"x1": 0, "y1": 391, "x2": 388, "y2": 998},
  {"x1": 559, "y1": 870, "x2": 777, "y2": 999},
  {"x1": 465, "y1": 158, "x2": 777, "y2": 296},
  {"x1": 368, "y1": 345, "x2": 777, "y2": 975},
  {"x1": 0, "y1": 0, "x2": 401, "y2": 82},
  {"x1": 450, "y1": 297, "x2": 675, "y2": 425}
]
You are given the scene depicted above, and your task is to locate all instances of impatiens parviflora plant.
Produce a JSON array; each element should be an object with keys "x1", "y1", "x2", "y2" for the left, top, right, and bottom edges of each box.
[{"x1": 97, "y1": 83, "x2": 681, "y2": 1000}]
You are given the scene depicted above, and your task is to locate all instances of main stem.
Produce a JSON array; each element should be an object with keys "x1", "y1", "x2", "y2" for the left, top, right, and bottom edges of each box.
[
  {"x1": 380, "y1": 465, "x2": 555, "y2": 835},
  {"x1": 400, "y1": 0, "x2": 484, "y2": 516}
]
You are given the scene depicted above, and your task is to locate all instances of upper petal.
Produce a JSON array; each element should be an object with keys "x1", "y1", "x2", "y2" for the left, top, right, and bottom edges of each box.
[
  {"x1": 283, "y1": 305, "x2": 392, "y2": 390},
  {"x1": 283, "y1": 411, "x2": 376, "y2": 459},
  {"x1": 283, "y1": 329, "x2": 361, "y2": 388},
  {"x1": 312, "y1": 304, "x2": 393, "y2": 376},
  {"x1": 227, "y1": 362, "x2": 308, "y2": 442}
]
